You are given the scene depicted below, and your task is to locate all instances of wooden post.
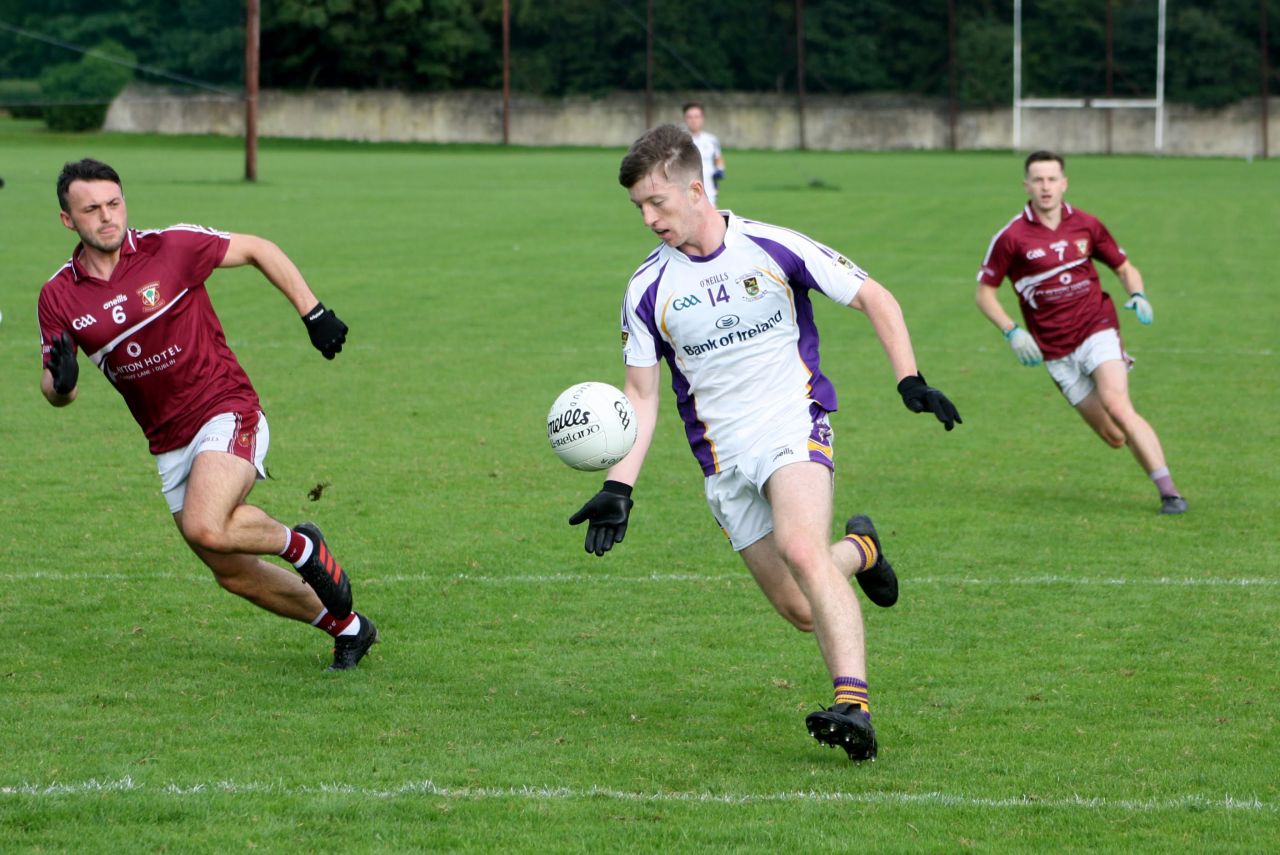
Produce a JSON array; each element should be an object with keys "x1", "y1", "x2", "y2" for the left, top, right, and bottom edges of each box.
[
  {"x1": 244, "y1": 0, "x2": 259, "y2": 181},
  {"x1": 795, "y1": 0, "x2": 806, "y2": 150},
  {"x1": 645, "y1": 0, "x2": 654, "y2": 128},
  {"x1": 502, "y1": 0, "x2": 510, "y2": 145}
]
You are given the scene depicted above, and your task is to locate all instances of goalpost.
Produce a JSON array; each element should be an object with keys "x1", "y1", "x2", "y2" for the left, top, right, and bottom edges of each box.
[{"x1": 1012, "y1": 0, "x2": 1167, "y2": 152}]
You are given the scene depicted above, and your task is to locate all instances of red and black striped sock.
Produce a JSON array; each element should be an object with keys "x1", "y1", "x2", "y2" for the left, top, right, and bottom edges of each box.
[
  {"x1": 312, "y1": 609, "x2": 360, "y2": 637},
  {"x1": 279, "y1": 525, "x2": 314, "y2": 567}
]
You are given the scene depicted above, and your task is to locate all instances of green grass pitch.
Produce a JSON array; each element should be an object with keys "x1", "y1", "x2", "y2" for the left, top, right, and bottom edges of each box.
[{"x1": 0, "y1": 119, "x2": 1276, "y2": 851}]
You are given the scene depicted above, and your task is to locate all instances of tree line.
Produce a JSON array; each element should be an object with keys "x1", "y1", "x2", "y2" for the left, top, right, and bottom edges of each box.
[{"x1": 1, "y1": 0, "x2": 1275, "y2": 122}]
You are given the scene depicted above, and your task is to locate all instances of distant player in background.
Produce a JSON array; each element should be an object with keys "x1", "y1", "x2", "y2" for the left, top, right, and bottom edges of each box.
[
  {"x1": 569, "y1": 125, "x2": 962, "y2": 761},
  {"x1": 38, "y1": 158, "x2": 380, "y2": 670},
  {"x1": 975, "y1": 150, "x2": 1186, "y2": 514},
  {"x1": 682, "y1": 102, "x2": 725, "y2": 206}
]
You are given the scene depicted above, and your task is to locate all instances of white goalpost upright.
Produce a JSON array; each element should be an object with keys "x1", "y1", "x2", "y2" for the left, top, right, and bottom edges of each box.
[{"x1": 1013, "y1": 0, "x2": 1167, "y2": 152}]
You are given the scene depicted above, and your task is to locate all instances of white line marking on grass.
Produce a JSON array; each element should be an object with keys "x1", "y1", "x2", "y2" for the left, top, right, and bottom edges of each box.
[
  {"x1": 3, "y1": 571, "x2": 1277, "y2": 588},
  {"x1": 1, "y1": 777, "x2": 1273, "y2": 814}
]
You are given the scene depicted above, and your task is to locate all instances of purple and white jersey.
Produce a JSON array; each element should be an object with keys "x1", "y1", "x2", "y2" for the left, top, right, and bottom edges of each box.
[{"x1": 620, "y1": 212, "x2": 867, "y2": 475}]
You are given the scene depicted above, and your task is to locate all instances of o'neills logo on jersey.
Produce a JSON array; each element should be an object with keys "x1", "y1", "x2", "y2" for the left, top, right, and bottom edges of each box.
[
  {"x1": 1075, "y1": 239, "x2": 1089, "y2": 256},
  {"x1": 137, "y1": 282, "x2": 164, "y2": 311}
]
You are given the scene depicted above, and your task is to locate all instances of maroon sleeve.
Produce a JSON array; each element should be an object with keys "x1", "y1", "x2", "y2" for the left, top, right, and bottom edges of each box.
[
  {"x1": 977, "y1": 228, "x2": 1014, "y2": 287},
  {"x1": 163, "y1": 225, "x2": 231, "y2": 285},
  {"x1": 1091, "y1": 218, "x2": 1128, "y2": 270}
]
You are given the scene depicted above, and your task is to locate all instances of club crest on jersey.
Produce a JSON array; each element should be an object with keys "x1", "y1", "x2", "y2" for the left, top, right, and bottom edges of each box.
[
  {"x1": 237, "y1": 431, "x2": 253, "y2": 448},
  {"x1": 620, "y1": 331, "x2": 629, "y2": 347},
  {"x1": 836, "y1": 255, "x2": 855, "y2": 270},
  {"x1": 1075, "y1": 239, "x2": 1089, "y2": 256},
  {"x1": 734, "y1": 273, "x2": 767, "y2": 303},
  {"x1": 137, "y1": 282, "x2": 164, "y2": 311}
]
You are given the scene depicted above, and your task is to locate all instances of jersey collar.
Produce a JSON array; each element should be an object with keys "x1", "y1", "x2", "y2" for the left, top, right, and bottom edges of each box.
[
  {"x1": 1022, "y1": 201, "x2": 1075, "y2": 226},
  {"x1": 70, "y1": 228, "x2": 139, "y2": 281},
  {"x1": 675, "y1": 211, "x2": 736, "y2": 264}
]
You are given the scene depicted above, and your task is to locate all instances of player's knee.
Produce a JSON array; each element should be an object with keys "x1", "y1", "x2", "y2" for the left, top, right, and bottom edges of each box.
[
  {"x1": 1100, "y1": 430, "x2": 1127, "y2": 449},
  {"x1": 181, "y1": 517, "x2": 229, "y2": 553},
  {"x1": 778, "y1": 541, "x2": 826, "y2": 581},
  {"x1": 778, "y1": 603, "x2": 814, "y2": 633}
]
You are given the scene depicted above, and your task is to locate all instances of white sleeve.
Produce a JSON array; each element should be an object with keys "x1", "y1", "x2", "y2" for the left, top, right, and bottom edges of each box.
[
  {"x1": 621, "y1": 286, "x2": 659, "y2": 368},
  {"x1": 783, "y1": 233, "x2": 868, "y2": 306}
]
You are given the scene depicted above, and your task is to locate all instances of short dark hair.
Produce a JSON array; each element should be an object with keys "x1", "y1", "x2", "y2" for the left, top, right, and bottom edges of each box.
[
  {"x1": 682, "y1": 102, "x2": 703, "y2": 114},
  {"x1": 1024, "y1": 150, "x2": 1065, "y2": 173},
  {"x1": 619, "y1": 124, "x2": 703, "y2": 189},
  {"x1": 57, "y1": 158, "x2": 122, "y2": 212}
]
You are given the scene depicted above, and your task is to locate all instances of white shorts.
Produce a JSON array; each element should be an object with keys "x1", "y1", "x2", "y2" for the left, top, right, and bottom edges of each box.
[
  {"x1": 155, "y1": 410, "x2": 269, "y2": 514},
  {"x1": 704, "y1": 409, "x2": 834, "y2": 551},
  {"x1": 1046, "y1": 328, "x2": 1134, "y2": 406}
]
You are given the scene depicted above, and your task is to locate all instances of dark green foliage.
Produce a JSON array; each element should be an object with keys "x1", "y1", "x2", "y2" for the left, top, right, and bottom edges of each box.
[
  {"x1": 0, "y1": 0, "x2": 1275, "y2": 106},
  {"x1": 38, "y1": 40, "x2": 134, "y2": 131}
]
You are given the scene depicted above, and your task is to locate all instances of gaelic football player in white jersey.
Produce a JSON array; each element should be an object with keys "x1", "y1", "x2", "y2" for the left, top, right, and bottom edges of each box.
[
  {"x1": 568, "y1": 125, "x2": 962, "y2": 761},
  {"x1": 683, "y1": 103, "x2": 724, "y2": 206}
]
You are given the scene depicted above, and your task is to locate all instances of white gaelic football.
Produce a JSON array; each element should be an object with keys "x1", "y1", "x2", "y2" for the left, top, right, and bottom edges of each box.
[{"x1": 547, "y1": 382, "x2": 637, "y2": 471}]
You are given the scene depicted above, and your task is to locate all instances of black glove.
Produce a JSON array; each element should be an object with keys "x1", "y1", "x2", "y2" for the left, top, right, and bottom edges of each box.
[
  {"x1": 302, "y1": 302, "x2": 348, "y2": 360},
  {"x1": 568, "y1": 480, "x2": 634, "y2": 556},
  {"x1": 897, "y1": 373, "x2": 962, "y2": 431},
  {"x1": 47, "y1": 331, "x2": 79, "y2": 395}
]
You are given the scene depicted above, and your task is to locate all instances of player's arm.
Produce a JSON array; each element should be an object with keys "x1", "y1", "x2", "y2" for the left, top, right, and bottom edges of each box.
[
  {"x1": 849, "y1": 277, "x2": 918, "y2": 382},
  {"x1": 569, "y1": 363, "x2": 660, "y2": 556},
  {"x1": 41, "y1": 331, "x2": 78, "y2": 407},
  {"x1": 605, "y1": 363, "x2": 661, "y2": 487},
  {"x1": 850, "y1": 278, "x2": 961, "y2": 430},
  {"x1": 221, "y1": 233, "x2": 348, "y2": 358},
  {"x1": 974, "y1": 282, "x2": 1016, "y2": 334},
  {"x1": 1114, "y1": 260, "x2": 1154, "y2": 325},
  {"x1": 975, "y1": 283, "x2": 1042, "y2": 366}
]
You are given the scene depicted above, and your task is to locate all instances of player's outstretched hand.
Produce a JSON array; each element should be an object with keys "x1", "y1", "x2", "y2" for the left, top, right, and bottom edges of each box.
[
  {"x1": 1124, "y1": 292, "x2": 1154, "y2": 325},
  {"x1": 1004, "y1": 325, "x2": 1043, "y2": 366},
  {"x1": 569, "y1": 481, "x2": 634, "y2": 556},
  {"x1": 302, "y1": 302, "x2": 348, "y2": 359},
  {"x1": 897, "y1": 373, "x2": 962, "y2": 431},
  {"x1": 47, "y1": 331, "x2": 79, "y2": 395}
]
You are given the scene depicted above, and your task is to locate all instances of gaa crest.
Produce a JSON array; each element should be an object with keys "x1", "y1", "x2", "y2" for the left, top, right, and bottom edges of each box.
[{"x1": 1075, "y1": 239, "x2": 1089, "y2": 256}]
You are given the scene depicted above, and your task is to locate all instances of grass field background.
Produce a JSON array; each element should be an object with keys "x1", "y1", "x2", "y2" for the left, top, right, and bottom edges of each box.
[{"x1": 1, "y1": 120, "x2": 1276, "y2": 851}]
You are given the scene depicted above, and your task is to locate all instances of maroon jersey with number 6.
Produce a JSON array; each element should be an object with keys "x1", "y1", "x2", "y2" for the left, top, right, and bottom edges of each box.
[
  {"x1": 976, "y1": 203, "x2": 1128, "y2": 360},
  {"x1": 38, "y1": 225, "x2": 261, "y2": 453}
]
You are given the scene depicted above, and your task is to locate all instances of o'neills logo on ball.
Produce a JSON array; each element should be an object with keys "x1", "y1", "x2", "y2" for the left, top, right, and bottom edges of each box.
[{"x1": 548, "y1": 406, "x2": 599, "y2": 448}]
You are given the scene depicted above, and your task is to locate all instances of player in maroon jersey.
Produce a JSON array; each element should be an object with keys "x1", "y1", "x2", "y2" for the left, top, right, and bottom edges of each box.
[
  {"x1": 38, "y1": 158, "x2": 380, "y2": 669},
  {"x1": 975, "y1": 150, "x2": 1186, "y2": 515}
]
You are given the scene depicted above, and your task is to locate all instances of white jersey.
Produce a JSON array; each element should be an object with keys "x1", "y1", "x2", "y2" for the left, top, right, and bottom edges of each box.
[
  {"x1": 690, "y1": 131, "x2": 722, "y2": 204},
  {"x1": 621, "y1": 212, "x2": 867, "y2": 475}
]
